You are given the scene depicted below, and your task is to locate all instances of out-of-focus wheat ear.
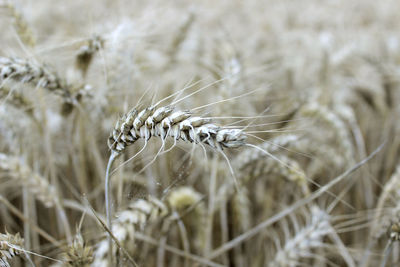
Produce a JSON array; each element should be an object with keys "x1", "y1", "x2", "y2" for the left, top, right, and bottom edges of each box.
[
  {"x1": 93, "y1": 197, "x2": 167, "y2": 266},
  {"x1": 299, "y1": 103, "x2": 355, "y2": 165},
  {"x1": 0, "y1": 153, "x2": 58, "y2": 207},
  {"x1": 61, "y1": 233, "x2": 94, "y2": 267},
  {"x1": 269, "y1": 206, "x2": 355, "y2": 267},
  {"x1": 372, "y1": 165, "x2": 400, "y2": 239},
  {"x1": 75, "y1": 35, "x2": 104, "y2": 78},
  {"x1": 0, "y1": 57, "x2": 71, "y2": 99},
  {"x1": 380, "y1": 221, "x2": 400, "y2": 267},
  {"x1": 1, "y1": 3, "x2": 36, "y2": 47},
  {"x1": 0, "y1": 231, "x2": 24, "y2": 267},
  {"x1": 166, "y1": 186, "x2": 206, "y2": 252},
  {"x1": 167, "y1": 12, "x2": 195, "y2": 62},
  {"x1": 0, "y1": 56, "x2": 91, "y2": 116},
  {"x1": 234, "y1": 135, "x2": 310, "y2": 196},
  {"x1": 361, "y1": 165, "x2": 400, "y2": 266},
  {"x1": 0, "y1": 85, "x2": 34, "y2": 118},
  {"x1": 235, "y1": 134, "x2": 300, "y2": 173},
  {"x1": 0, "y1": 153, "x2": 72, "y2": 242}
]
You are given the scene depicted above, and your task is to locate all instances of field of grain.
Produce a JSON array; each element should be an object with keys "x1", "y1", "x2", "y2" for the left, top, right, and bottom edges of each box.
[{"x1": 1, "y1": 0, "x2": 400, "y2": 266}]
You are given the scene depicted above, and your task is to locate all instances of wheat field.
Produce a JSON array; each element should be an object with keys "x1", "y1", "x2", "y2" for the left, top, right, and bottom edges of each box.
[{"x1": 1, "y1": 0, "x2": 400, "y2": 266}]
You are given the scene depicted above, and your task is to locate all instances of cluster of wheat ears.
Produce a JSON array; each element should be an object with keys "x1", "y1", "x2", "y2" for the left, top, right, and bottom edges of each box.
[{"x1": 1, "y1": 0, "x2": 400, "y2": 266}]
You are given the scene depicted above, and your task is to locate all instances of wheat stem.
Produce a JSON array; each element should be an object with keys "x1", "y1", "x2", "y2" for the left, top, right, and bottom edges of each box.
[{"x1": 105, "y1": 151, "x2": 118, "y2": 265}]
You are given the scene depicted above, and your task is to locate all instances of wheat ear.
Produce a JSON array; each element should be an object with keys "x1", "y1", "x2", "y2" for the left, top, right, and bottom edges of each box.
[
  {"x1": 166, "y1": 186, "x2": 206, "y2": 252},
  {"x1": 1, "y1": 2, "x2": 36, "y2": 47},
  {"x1": 93, "y1": 197, "x2": 167, "y2": 266},
  {"x1": 0, "y1": 232, "x2": 24, "y2": 267},
  {"x1": 0, "y1": 57, "x2": 71, "y2": 99},
  {"x1": 0, "y1": 85, "x2": 34, "y2": 117},
  {"x1": 105, "y1": 104, "x2": 246, "y2": 262},
  {"x1": 0, "y1": 153, "x2": 72, "y2": 242},
  {"x1": 75, "y1": 35, "x2": 104, "y2": 77},
  {"x1": 0, "y1": 153, "x2": 58, "y2": 207},
  {"x1": 270, "y1": 206, "x2": 355, "y2": 267},
  {"x1": 62, "y1": 233, "x2": 93, "y2": 267}
]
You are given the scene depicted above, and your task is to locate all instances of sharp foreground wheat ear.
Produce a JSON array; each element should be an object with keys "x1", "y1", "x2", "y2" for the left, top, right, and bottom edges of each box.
[
  {"x1": 0, "y1": 232, "x2": 24, "y2": 267},
  {"x1": 104, "y1": 104, "x2": 246, "y2": 263},
  {"x1": 107, "y1": 105, "x2": 247, "y2": 154}
]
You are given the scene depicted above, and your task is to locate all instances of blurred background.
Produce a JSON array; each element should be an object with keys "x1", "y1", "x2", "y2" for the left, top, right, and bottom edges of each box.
[{"x1": 0, "y1": 0, "x2": 400, "y2": 266}]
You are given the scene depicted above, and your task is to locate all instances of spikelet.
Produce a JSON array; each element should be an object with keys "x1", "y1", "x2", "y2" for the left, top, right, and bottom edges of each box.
[
  {"x1": 0, "y1": 153, "x2": 58, "y2": 207},
  {"x1": 0, "y1": 232, "x2": 24, "y2": 267},
  {"x1": 92, "y1": 197, "x2": 167, "y2": 266},
  {"x1": 108, "y1": 105, "x2": 247, "y2": 154}
]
